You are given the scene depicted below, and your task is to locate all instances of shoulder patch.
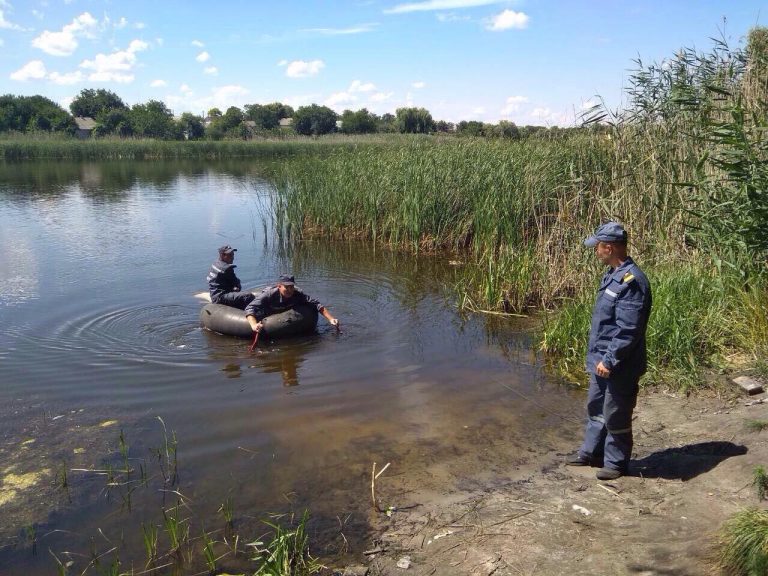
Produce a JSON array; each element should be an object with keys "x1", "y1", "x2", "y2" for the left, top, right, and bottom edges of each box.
[{"x1": 622, "y1": 273, "x2": 635, "y2": 283}]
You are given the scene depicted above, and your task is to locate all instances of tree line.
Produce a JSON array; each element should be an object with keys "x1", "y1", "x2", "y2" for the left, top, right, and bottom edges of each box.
[{"x1": 0, "y1": 88, "x2": 584, "y2": 140}]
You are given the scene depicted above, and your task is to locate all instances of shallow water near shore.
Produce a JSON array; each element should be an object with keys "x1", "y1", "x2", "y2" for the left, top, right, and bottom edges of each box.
[{"x1": 0, "y1": 159, "x2": 583, "y2": 574}]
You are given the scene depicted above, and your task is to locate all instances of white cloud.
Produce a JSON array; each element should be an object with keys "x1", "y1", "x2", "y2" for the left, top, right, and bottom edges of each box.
[
  {"x1": 196, "y1": 51, "x2": 210, "y2": 62},
  {"x1": 472, "y1": 106, "x2": 485, "y2": 116},
  {"x1": 500, "y1": 95, "x2": 528, "y2": 115},
  {"x1": 134, "y1": 22, "x2": 145, "y2": 29},
  {"x1": 115, "y1": 17, "x2": 128, "y2": 29},
  {"x1": 349, "y1": 80, "x2": 376, "y2": 92},
  {"x1": 32, "y1": 12, "x2": 99, "y2": 56},
  {"x1": 580, "y1": 98, "x2": 598, "y2": 110},
  {"x1": 283, "y1": 93, "x2": 322, "y2": 109},
  {"x1": 204, "y1": 66, "x2": 218, "y2": 75},
  {"x1": 49, "y1": 70, "x2": 84, "y2": 85},
  {"x1": 0, "y1": 8, "x2": 26, "y2": 30},
  {"x1": 150, "y1": 79, "x2": 167, "y2": 87},
  {"x1": 32, "y1": 9, "x2": 44, "y2": 20},
  {"x1": 10, "y1": 60, "x2": 47, "y2": 81},
  {"x1": 180, "y1": 83, "x2": 192, "y2": 94},
  {"x1": 301, "y1": 23, "x2": 378, "y2": 35},
  {"x1": 285, "y1": 59, "x2": 325, "y2": 78},
  {"x1": 411, "y1": 81, "x2": 426, "y2": 89},
  {"x1": 0, "y1": 38, "x2": 3, "y2": 47},
  {"x1": 385, "y1": 0, "x2": 504, "y2": 14},
  {"x1": 530, "y1": 106, "x2": 571, "y2": 126},
  {"x1": 164, "y1": 84, "x2": 251, "y2": 114},
  {"x1": 325, "y1": 91, "x2": 357, "y2": 108},
  {"x1": 277, "y1": 59, "x2": 288, "y2": 66},
  {"x1": 486, "y1": 9, "x2": 528, "y2": 31},
  {"x1": 369, "y1": 91, "x2": 394, "y2": 102},
  {"x1": 79, "y1": 39, "x2": 148, "y2": 83},
  {"x1": 191, "y1": 39, "x2": 205, "y2": 47},
  {"x1": 436, "y1": 12, "x2": 469, "y2": 22}
]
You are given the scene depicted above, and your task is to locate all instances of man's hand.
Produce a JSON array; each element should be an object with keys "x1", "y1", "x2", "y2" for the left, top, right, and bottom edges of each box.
[
  {"x1": 329, "y1": 318, "x2": 339, "y2": 328},
  {"x1": 246, "y1": 315, "x2": 262, "y2": 333},
  {"x1": 595, "y1": 361, "x2": 611, "y2": 378}
]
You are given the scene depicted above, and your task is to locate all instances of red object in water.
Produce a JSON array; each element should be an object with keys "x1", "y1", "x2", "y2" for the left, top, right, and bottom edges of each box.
[{"x1": 249, "y1": 330, "x2": 259, "y2": 352}]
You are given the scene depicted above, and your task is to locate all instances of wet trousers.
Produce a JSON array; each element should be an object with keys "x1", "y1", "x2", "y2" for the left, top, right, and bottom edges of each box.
[
  {"x1": 213, "y1": 291, "x2": 255, "y2": 310},
  {"x1": 578, "y1": 373, "x2": 639, "y2": 471}
]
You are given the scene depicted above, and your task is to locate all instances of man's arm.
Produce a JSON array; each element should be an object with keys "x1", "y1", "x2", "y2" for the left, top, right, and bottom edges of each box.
[{"x1": 601, "y1": 283, "x2": 647, "y2": 373}]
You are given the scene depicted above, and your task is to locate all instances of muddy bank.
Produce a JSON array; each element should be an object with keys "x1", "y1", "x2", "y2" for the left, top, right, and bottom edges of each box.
[{"x1": 354, "y1": 387, "x2": 767, "y2": 576}]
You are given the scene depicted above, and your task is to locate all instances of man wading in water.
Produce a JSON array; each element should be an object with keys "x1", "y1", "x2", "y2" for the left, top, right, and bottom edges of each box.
[
  {"x1": 206, "y1": 245, "x2": 255, "y2": 309},
  {"x1": 245, "y1": 274, "x2": 339, "y2": 335},
  {"x1": 565, "y1": 222, "x2": 652, "y2": 480}
]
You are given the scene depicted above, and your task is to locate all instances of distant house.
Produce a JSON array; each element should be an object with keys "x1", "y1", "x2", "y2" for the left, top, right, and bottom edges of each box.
[
  {"x1": 279, "y1": 117, "x2": 293, "y2": 129},
  {"x1": 74, "y1": 117, "x2": 97, "y2": 139}
]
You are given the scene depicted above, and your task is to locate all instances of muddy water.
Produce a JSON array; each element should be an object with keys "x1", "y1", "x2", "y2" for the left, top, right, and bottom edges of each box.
[{"x1": 0, "y1": 160, "x2": 583, "y2": 574}]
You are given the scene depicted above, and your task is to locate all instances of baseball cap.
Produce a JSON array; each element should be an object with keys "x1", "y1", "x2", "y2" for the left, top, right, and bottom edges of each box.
[
  {"x1": 278, "y1": 274, "x2": 295, "y2": 286},
  {"x1": 218, "y1": 245, "x2": 237, "y2": 255},
  {"x1": 584, "y1": 222, "x2": 628, "y2": 247}
]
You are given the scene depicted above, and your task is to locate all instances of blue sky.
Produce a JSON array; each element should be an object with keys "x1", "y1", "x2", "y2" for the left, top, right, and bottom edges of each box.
[{"x1": 0, "y1": 0, "x2": 764, "y2": 126}]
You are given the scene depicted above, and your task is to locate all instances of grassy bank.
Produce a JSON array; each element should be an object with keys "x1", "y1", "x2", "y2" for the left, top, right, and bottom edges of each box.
[
  {"x1": 270, "y1": 31, "x2": 768, "y2": 389},
  {"x1": 0, "y1": 134, "x2": 396, "y2": 161}
]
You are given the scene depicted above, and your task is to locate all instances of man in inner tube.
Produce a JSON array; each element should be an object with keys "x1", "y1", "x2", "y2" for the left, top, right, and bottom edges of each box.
[
  {"x1": 244, "y1": 274, "x2": 339, "y2": 334},
  {"x1": 206, "y1": 245, "x2": 256, "y2": 309}
]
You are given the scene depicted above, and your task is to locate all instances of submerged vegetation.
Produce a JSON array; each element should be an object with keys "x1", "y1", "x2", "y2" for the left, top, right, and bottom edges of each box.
[{"x1": 270, "y1": 28, "x2": 768, "y2": 390}]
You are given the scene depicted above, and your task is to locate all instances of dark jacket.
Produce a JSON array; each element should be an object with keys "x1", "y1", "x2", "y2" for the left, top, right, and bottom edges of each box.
[
  {"x1": 586, "y1": 256, "x2": 652, "y2": 379},
  {"x1": 244, "y1": 285, "x2": 323, "y2": 321},
  {"x1": 207, "y1": 260, "x2": 242, "y2": 303}
]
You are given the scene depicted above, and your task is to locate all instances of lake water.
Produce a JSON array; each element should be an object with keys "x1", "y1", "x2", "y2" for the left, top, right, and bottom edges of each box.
[{"x1": 0, "y1": 160, "x2": 582, "y2": 574}]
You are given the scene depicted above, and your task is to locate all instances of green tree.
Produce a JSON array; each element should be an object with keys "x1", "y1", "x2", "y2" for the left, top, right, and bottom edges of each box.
[
  {"x1": 377, "y1": 113, "x2": 397, "y2": 133},
  {"x1": 93, "y1": 108, "x2": 133, "y2": 137},
  {"x1": 244, "y1": 103, "x2": 280, "y2": 130},
  {"x1": 495, "y1": 120, "x2": 520, "y2": 139},
  {"x1": 293, "y1": 104, "x2": 338, "y2": 135},
  {"x1": 264, "y1": 102, "x2": 294, "y2": 120},
  {"x1": 340, "y1": 108, "x2": 378, "y2": 134},
  {"x1": 456, "y1": 120, "x2": 485, "y2": 136},
  {"x1": 177, "y1": 112, "x2": 205, "y2": 140},
  {"x1": 395, "y1": 107, "x2": 435, "y2": 134},
  {"x1": 130, "y1": 100, "x2": 179, "y2": 139},
  {"x1": 435, "y1": 120, "x2": 454, "y2": 133},
  {"x1": 207, "y1": 107, "x2": 222, "y2": 119},
  {"x1": 0, "y1": 94, "x2": 75, "y2": 133},
  {"x1": 70, "y1": 88, "x2": 127, "y2": 118}
]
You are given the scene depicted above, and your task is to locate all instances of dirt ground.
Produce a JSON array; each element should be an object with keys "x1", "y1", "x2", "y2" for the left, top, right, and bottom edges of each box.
[{"x1": 347, "y1": 385, "x2": 768, "y2": 576}]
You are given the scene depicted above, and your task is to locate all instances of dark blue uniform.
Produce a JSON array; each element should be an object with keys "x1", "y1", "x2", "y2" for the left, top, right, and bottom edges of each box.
[
  {"x1": 206, "y1": 259, "x2": 255, "y2": 309},
  {"x1": 244, "y1": 285, "x2": 324, "y2": 321},
  {"x1": 578, "y1": 256, "x2": 652, "y2": 472}
]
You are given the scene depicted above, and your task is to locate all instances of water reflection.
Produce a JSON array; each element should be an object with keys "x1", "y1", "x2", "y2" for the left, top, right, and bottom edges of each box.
[{"x1": 0, "y1": 159, "x2": 281, "y2": 203}]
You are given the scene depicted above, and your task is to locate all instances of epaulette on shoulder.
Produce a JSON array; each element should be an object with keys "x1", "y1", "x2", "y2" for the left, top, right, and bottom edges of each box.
[{"x1": 622, "y1": 272, "x2": 635, "y2": 283}]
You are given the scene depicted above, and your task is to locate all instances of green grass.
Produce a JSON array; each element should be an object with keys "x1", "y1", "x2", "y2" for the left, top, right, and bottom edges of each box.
[
  {"x1": 248, "y1": 511, "x2": 324, "y2": 576},
  {"x1": 717, "y1": 508, "x2": 768, "y2": 575}
]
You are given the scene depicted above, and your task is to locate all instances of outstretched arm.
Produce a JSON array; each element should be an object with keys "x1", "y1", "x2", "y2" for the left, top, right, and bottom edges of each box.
[{"x1": 320, "y1": 307, "x2": 339, "y2": 328}]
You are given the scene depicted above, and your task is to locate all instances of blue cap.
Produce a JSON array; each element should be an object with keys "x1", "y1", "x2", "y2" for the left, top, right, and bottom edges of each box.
[
  {"x1": 278, "y1": 274, "x2": 295, "y2": 286},
  {"x1": 584, "y1": 222, "x2": 628, "y2": 247}
]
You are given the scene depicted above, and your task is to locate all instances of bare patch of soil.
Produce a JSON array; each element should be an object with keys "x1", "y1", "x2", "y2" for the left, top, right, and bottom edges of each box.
[{"x1": 354, "y1": 387, "x2": 768, "y2": 576}]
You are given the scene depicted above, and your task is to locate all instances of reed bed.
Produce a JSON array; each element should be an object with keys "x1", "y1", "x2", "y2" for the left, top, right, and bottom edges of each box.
[
  {"x1": 270, "y1": 31, "x2": 768, "y2": 388},
  {"x1": 0, "y1": 135, "x2": 383, "y2": 161}
]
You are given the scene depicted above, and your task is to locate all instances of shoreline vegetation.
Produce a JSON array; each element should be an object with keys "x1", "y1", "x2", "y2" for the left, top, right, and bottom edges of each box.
[{"x1": 2, "y1": 29, "x2": 766, "y2": 392}]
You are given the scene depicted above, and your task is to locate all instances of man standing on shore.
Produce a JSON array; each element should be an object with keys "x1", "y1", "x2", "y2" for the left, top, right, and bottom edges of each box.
[{"x1": 566, "y1": 222, "x2": 652, "y2": 480}]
